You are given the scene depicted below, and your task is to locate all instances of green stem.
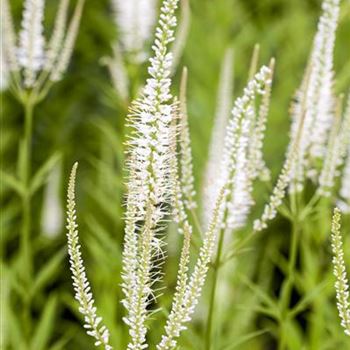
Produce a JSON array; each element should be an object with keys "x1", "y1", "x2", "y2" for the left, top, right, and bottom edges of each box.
[
  {"x1": 20, "y1": 100, "x2": 34, "y2": 282},
  {"x1": 19, "y1": 98, "x2": 35, "y2": 345},
  {"x1": 205, "y1": 227, "x2": 225, "y2": 350},
  {"x1": 278, "y1": 218, "x2": 300, "y2": 350}
]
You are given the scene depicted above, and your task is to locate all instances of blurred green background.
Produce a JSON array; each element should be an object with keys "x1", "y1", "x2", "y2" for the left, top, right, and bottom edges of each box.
[{"x1": 1, "y1": 0, "x2": 350, "y2": 349}]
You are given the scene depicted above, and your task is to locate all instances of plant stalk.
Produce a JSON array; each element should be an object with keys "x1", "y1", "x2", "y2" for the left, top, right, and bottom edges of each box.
[{"x1": 205, "y1": 226, "x2": 226, "y2": 350}]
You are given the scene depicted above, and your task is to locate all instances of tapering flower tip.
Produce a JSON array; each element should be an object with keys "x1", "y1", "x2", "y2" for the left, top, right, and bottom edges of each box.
[
  {"x1": 307, "y1": 0, "x2": 340, "y2": 160},
  {"x1": 112, "y1": 0, "x2": 157, "y2": 62},
  {"x1": 50, "y1": 0, "x2": 85, "y2": 82},
  {"x1": 331, "y1": 207, "x2": 350, "y2": 336},
  {"x1": 202, "y1": 47, "x2": 234, "y2": 228},
  {"x1": 66, "y1": 163, "x2": 113, "y2": 350},
  {"x1": 179, "y1": 67, "x2": 197, "y2": 211},
  {"x1": 221, "y1": 65, "x2": 272, "y2": 230},
  {"x1": 338, "y1": 146, "x2": 350, "y2": 213},
  {"x1": 17, "y1": 0, "x2": 46, "y2": 86}
]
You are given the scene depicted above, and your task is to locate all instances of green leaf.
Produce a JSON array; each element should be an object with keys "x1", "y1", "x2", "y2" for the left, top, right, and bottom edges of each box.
[
  {"x1": 31, "y1": 294, "x2": 58, "y2": 350},
  {"x1": 220, "y1": 329, "x2": 269, "y2": 350},
  {"x1": 0, "y1": 170, "x2": 25, "y2": 196},
  {"x1": 31, "y1": 248, "x2": 66, "y2": 296},
  {"x1": 30, "y1": 152, "x2": 61, "y2": 195}
]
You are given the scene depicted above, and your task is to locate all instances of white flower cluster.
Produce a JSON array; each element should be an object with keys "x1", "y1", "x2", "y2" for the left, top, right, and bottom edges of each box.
[
  {"x1": 2, "y1": 0, "x2": 84, "y2": 89},
  {"x1": 0, "y1": 45, "x2": 8, "y2": 91},
  {"x1": 111, "y1": 0, "x2": 157, "y2": 62},
  {"x1": 338, "y1": 146, "x2": 350, "y2": 213},
  {"x1": 66, "y1": 164, "x2": 113, "y2": 350},
  {"x1": 319, "y1": 95, "x2": 350, "y2": 197},
  {"x1": 289, "y1": 0, "x2": 340, "y2": 192},
  {"x1": 331, "y1": 208, "x2": 350, "y2": 336},
  {"x1": 220, "y1": 65, "x2": 272, "y2": 230}
]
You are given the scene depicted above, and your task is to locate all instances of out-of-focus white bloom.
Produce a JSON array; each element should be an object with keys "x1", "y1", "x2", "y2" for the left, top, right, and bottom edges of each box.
[
  {"x1": 17, "y1": 0, "x2": 46, "y2": 86},
  {"x1": 41, "y1": 162, "x2": 63, "y2": 237},
  {"x1": 0, "y1": 47, "x2": 8, "y2": 91},
  {"x1": 2, "y1": 0, "x2": 84, "y2": 90},
  {"x1": 66, "y1": 164, "x2": 113, "y2": 350},
  {"x1": 112, "y1": 0, "x2": 157, "y2": 62},
  {"x1": 202, "y1": 48, "x2": 234, "y2": 228},
  {"x1": 308, "y1": 0, "x2": 339, "y2": 160},
  {"x1": 338, "y1": 147, "x2": 350, "y2": 213},
  {"x1": 289, "y1": 0, "x2": 340, "y2": 191},
  {"x1": 220, "y1": 65, "x2": 272, "y2": 231},
  {"x1": 319, "y1": 96, "x2": 350, "y2": 197}
]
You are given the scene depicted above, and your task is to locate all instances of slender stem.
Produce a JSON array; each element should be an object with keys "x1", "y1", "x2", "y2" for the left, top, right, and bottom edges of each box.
[
  {"x1": 21, "y1": 100, "x2": 34, "y2": 282},
  {"x1": 278, "y1": 218, "x2": 299, "y2": 350},
  {"x1": 205, "y1": 227, "x2": 226, "y2": 350}
]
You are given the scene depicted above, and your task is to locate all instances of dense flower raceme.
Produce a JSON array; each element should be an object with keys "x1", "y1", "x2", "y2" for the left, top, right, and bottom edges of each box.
[
  {"x1": 2, "y1": 0, "x2": 84, "y2": 90},
  {"x1": 331, "y1": 208, "x2": 350, "y2": 336},
  {"x1": 289, "y1": 0, "x2": 340, "y2": 192},
  {"x1": 111, "y1": 0, "x2": 157, "y2": 63},
  {"x1": 218, "y1": 63, "x2": 273, "y2": 231}
]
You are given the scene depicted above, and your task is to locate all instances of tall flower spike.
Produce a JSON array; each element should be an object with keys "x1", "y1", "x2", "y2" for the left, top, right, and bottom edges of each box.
[
  {"x1": 307, "y1": 0, "x2": 339, "y2": 160},
  {"x1": 179, "y1": 67, "x2": 196, "y2": 211},
  {"x1": 202, "y1": 48, "x2": 234, "y2": 228},
  {"x1": 289, "y1": 0, "x2": 340, "y2": 185},
  {"x1": 221, "y1": 65, "x2": 272, "y2": 230},
  {"x1": 122, "y1": 0, "x2": 180, "y2": 348},
  {"x1": 318, "y1": 95, "x2": 350, "y2": 197},
  {"x1": 17, "y1": 0, "x2": 46, "y2": 87},
  {"x1": 331, "y1": 208, "x2": 350, "y2": 336},
  {"x1": 66, "y1": 163, "x2": 113, "y2": 350},
  {"x1": 112, "y1": 0, "x2": 157, "y2": 62}
]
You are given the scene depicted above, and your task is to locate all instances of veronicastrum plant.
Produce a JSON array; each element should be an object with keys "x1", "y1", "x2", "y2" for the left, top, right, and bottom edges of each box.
[
  {"x1": 1, "y1": 0, "x2": 84, "y2": 346},
  {"x1": 64, "y1": 0, "x2": 350, "y2": 348}
]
